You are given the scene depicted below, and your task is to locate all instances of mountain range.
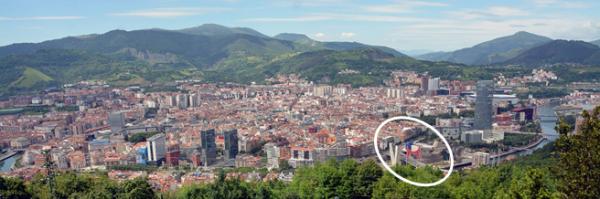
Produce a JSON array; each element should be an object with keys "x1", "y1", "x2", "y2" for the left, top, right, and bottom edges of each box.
[
  {"x1": 0, "y1": 24, "x2": 417, "y2": 95},
  {"x1": 417, "y1": 31, "x2": 552, "y2": 65},
  {"x1": 417, "y1": 31, "x2": 600, "y2": 66},
  {"x1": 272, "y1": 33, "x2": 406, "y2": 57},
  {"x1": 591, "y1": 39, "x2": 600, "y2": 47},
  {"x1": 2, "y1": 23, "x2": 600, "y2": 96},
  {"x1": 505, "y1": 40, "x2": 600, "y2": 65}
]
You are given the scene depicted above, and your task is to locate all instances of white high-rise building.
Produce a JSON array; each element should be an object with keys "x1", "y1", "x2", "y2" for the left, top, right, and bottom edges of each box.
[
  {"x1": 265, "y1": 143, "x2": 280, "y2": 169},
  {"x1": 386, "y1": 88, "x2": 403, "y2": 99},
  {"x1": 189, "y1": 94, "x2": 200, "y2": 107},
  {"x1": 177, "y1": 94, "x2": 189, "y2": 109},
  {"x1": 427, "y1": 77, "x2": 440, "y2": 92},
  {"x1": 167, "y1": 95, "x2": 177, "y2": 107},
  {"x1": 147, "y1": 134, "x2": 166, "y2": 162},
  {"x1": 313, "y1": 85, "x2": 333, "y2": 97}
]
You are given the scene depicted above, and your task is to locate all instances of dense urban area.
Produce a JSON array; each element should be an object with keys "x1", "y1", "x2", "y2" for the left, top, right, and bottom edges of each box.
[
  {"x1": 2, "y1": 1, "x2": 600, "y2": 196},
  {"x1": 1, "y1": 66, "x2": 599, "y2": 198}
]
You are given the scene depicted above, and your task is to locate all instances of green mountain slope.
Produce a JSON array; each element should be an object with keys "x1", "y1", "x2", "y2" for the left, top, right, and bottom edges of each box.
[
  {"x1": 177, "y1": 23, "x2": 269, "y2": 38},
  {"x1": 0, "y1": 49, "x2": 208, "y2": 94},
  {"x1": 203, "y1": 48, "x2": 471, "y2": 86},
  {"x1": 418, "y1": 31, "x2": 552, "y2": 65},
  {"x1": 591, "y1": 39, "x2": 600, "y2": 47},
  {"x1": 505, "y1": 40, "x2": 600, "y2": 66},
  {"x1": 9, "y1": 67, "x2": 53, "y2": 88},
  {"x1": 274, "y1": 33, "x2": 407, "y2": 57},
  {"x1": 0, "y1": 29, "x2": 303, "y2": 68},
  {"x1": 0, "y1": 24, "x2": 456, "y2": 95}
]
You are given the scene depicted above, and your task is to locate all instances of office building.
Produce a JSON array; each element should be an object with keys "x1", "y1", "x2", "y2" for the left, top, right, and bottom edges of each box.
[
  {"x1": 474, "y1": 80, "x2": 494, "y2": 131},
  {"x1": 427, "y1": 77, "x2": 440, "y2": 92},
  {"x1": 108, "y1": 112, "x2": 125, "y2": 133},
  {"x1": 147, "y1": 133, "x2": 166, "y2": 162},
  {"x1": 386, "y1": 88, "x2": 403, "y2": 99},
  {"x1": 200, "y1": 129, "x2": 217, "y2": 166},
  {"x1": 461, "y1": 130, "x2": 483, "y2": 144},
  {"x1": 223, "y1": 129, "x2": 239, "y2": 160},
  {"x1": 167, "y1": 95, "x2": 177, "y2": 107},
  {"x1": 420, "y1": 75, "x2": 429, "y2": 92},
  {"x1": 136, "y1": 147, "x2": 148, "y2": 165},
  {"x1": 165, "y1": 144, "x2": 180, "y2": 166},
  {"x1": 289, "y1": 146, "x2": 314, "y2": 168},
  {"x1": 313, "y1": 85, "x2": 333, "y2": 97},
  {"x1": 189, "y1": 94, "x2": 200, "y2": 107},
  {"x1": 265, "y1": 143, "x2": 280, "y2": 169},
  {"x1": 177, "y1": 94, "x2": 189, "y2": 109}
]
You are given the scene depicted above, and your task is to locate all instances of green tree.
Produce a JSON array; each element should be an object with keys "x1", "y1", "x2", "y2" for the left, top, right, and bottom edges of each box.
[
  {"x1": 177, "y1": 184, "x2": 211, "y2": 199},
  {"x1": 336, "y1": 159, "x2": 358, "y2": 198},
  {"x1": 0, "y1": 177, "x2": 31, "y2": 199},
  {"x1": 352, "y1": 159, "x2": 382, "y2": 198},
  {"x1": 506, "y1": 168, "x2": 560, "y2": 199},
  {"x1": 53, "y1": 173, "x2": 92, "y2": 198},
  {"x1": 555, "y1": 107, "x2": 600, "y2": 198},
  {"x1": 122, "y1": 178, "x2": 155, "y2": 199},
  {"x1": 372, "y1": 173, "x2": 406, "y2": 199},
  {"x1": 26, "y1": 174, "x2": 52, "y2": 199}
]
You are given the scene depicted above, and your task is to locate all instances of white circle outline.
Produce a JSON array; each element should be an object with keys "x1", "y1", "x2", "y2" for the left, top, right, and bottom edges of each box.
[{"x1": 373, "y1": 116, "x2": 454, "y2": 187}]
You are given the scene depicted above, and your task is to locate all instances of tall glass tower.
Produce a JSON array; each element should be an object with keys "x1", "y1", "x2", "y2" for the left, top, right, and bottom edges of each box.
[
  {"x1": 200, "y1": 129, "x2": 217, "y2": 166},
  {"x1": 223, "y1": 129, "x2": 239, "y2": 160},
  {"x1": 108, "y1": 111, "x2": 125, "y2": 133},
  {"x1": 474, "y1": 80, "x2": 494, "y2": 130}
]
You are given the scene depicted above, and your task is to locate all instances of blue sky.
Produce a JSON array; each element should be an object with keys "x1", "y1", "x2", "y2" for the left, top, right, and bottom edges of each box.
[{"x1": 1, "y1": 0, "x2": 599, "y2": 52}]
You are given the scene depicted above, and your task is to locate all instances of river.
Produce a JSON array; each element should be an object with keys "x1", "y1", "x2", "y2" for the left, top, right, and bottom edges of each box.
[
  {"x1": 488, "y1": 103, "x2": 560, "y2": 163},
  {"x1": 536, "y1": 104, "x2": 560, "y2": 148},
  {"x1": 0, "y1": 153, "x2": 21, "y2": 172}
]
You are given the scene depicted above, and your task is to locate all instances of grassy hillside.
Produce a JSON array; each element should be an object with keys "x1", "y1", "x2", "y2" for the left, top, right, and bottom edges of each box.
[
  {"x1": 418, "y1": 31, "x2": 552, "y2": 65},
  {"x1": 0, "y1": 46, "x2": 524, "y2": 96},
  {"x1": 506, "y1": 40, "x2": 600, "y2": 66}
]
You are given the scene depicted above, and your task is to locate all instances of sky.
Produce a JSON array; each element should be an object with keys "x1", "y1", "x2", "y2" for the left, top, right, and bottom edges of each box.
[{"x1": 1, "y1": 0, "x2": 600, "y2": 52}]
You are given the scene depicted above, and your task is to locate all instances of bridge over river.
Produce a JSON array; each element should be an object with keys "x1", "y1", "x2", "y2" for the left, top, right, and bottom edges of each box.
[{"x1": 0, "y1": 149, "x2": 23, "y2": 162}]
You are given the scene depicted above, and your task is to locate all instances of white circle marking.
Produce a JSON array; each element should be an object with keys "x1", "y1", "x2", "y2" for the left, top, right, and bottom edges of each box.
[{"x1": 373, "y1": 116, "x2": 454, "y2": 187}]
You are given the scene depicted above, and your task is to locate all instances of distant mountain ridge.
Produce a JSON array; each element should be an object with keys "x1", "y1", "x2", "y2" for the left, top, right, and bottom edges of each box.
[
  {"x1": 505, "y1": 40, "x2": 600, "y2": 65},
  {"x1": 0, "y1": 24, "x2": 406, "y2": 61},
  {"x1": 0, "y1": 28, "x2": 303, "y2": 68},
  {"x1": 0, "y1": 23, "x2": 412, "y2": 95},
  {"x1": 417, "y1": 31, "x2": 552, "y2": 65},
  {"x1": 3, "y1": 24, "x2": 600, "y2": 96},
  {"x1": 273, "y1": 33, "x2": 407, "y2": 57},
  {"x1": 176, "y1": 23, "x2": 269, "y2": 38},
  {"x1": 591, "y1": 39, "x2": 600, "y2": 47}
]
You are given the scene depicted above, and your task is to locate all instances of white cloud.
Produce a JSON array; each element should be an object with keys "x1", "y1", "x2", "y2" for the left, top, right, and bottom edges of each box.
[
  {"x1": 243, "y1": 15, "x2": 332, "y2": 22},
  {"x1": 487, "y1": 6, "x2": 529, "y2": 16},
  {"x1": 340, "y1": 32, "x2": 356, "y2": 38},
  {"x1": 270, "y1": 0, "x2": 351, "y2": 7},
  {"x1": 532, "y1": 0, "x2": 588, "y2": 8},
  {"x1": 244, "y1": 13, "x2": 430, "y2": 22},
  {"x1": 364, "y1": 5, "x2": 413, "y2": 13},
  {"x1": 111, "y1": 7, "x2": 229, "y2": 18},
  {"x1": 365, "y1": 1, "x2": 447, "y2": 13},
  {"x1": 533, "y1": 0, "x2": 558, "y2": 5},
  {"x1": 449, "y1": 6, "x2": 529, "y2": 20},
  {"x1": 0, "y1": 16, "x2": 84, "y2": 21},
  {"x1": 313, "y1": 32, "x2": 326, "y2": 39}
]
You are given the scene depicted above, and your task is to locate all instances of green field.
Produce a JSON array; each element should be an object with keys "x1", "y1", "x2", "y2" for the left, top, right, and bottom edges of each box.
[{"x1": 9, "y1": 67, "x2": 53, "y2": 88}]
